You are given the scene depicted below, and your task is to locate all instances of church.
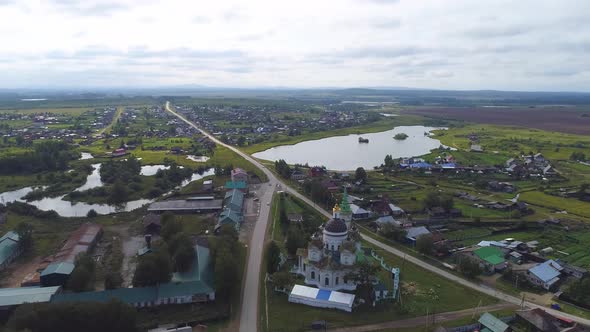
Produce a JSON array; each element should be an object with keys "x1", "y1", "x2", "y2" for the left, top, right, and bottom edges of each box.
[{"x1": 295, "y1": 190, "x2": 364, "y2": 291}]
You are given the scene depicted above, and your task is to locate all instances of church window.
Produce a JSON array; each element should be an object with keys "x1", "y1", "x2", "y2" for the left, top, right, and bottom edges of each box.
[
  {"x1": 311, "y1": 271, "x2": 315, "y2": 279},
  {"x1": 303, "y1": 264, "x2": 306, "y2": 272},
  {"x1": 335, "y1": 277, "x2": 339, "y2": 285},
  {"x1": 325, "y1": 277, "x2": 329, "y2": 286}
]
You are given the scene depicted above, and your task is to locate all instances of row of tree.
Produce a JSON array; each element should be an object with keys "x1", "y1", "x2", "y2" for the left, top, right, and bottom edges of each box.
[{"x1": 0, "y1": 140, "x2": 77, "y2": 175}]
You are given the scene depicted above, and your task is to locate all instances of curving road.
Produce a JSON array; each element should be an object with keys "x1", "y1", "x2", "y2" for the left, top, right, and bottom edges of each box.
[{"x1": 164, "y1": 102, "x2": 590, "y2": 331}]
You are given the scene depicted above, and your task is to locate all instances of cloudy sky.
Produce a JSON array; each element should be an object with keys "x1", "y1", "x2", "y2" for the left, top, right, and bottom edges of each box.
[{"x1": 1, "y1": 0, "x2": 589, "y2": 91}]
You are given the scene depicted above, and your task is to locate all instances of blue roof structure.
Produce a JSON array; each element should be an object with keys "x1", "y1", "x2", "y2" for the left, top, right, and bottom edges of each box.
[
  {"x1": 529, "y1": 260, "x2": 563, "y2": 283},
  {"x1": 409, "y1": 162, "x2": 432, "y2": 169},
  {"x1": 406, "y1": 226, "x2": 431, "y2": 241},
  {"x1": 316, "y1": 289, "x2": 331, "y2": 301}
]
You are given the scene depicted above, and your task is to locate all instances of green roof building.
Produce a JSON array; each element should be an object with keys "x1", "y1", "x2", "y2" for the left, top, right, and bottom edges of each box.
[
  {"x1": 473, "y1": 246, "x2": 507, "y2": 274},
  {"x1": 216, "y1": 208, "x2": 242, "y2": 232},
  {"x1": 40, "y1": 262, "x2": 76, "y2": 287},
  {"x1": 224, "y1": 189, "x2": 244, "y2": 212},
  {"x1": 0, "y1": 231, "x2": 21, "y2": 270},
  {"x1": 0, "y1": 286, "x2": 61, "y2": 310},
  {"x1": 224, "y1": 181, "x2": 247, "y2": 192}
]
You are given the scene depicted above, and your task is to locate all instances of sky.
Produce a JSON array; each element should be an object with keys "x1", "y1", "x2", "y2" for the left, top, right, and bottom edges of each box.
[{"x1": 0, "y1": 0, "x2": 589, "y2": 91}]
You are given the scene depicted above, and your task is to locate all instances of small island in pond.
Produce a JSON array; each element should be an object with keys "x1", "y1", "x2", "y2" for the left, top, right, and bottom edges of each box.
[
  {"x1": 358, "y1": 137, "x2": 369, "y2": 143},
  {"x1": 393, "y1": 133, "x2": 408, "y2": 140}
]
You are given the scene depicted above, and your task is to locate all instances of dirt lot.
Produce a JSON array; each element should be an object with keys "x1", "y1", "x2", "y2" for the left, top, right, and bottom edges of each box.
[{"x1": 406, "y1": 107, "x2": 590, "y2": 135}]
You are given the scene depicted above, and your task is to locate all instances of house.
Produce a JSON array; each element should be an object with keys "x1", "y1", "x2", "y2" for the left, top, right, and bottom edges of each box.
[
  {"x1": 509, "y1": 251, "x2": 523, "y2": 264},
  {"x1": 543, "y1": 165, "x2": 557, "y2": 176},
  {"x1": 558, "y1": 261, "x2": 587, "y2": 280},
  {"x1": 388, "y1": 204, "x2": 404, "y2": 217},
  {"x1": 143, "y1": 214, "x2": 162, "y2": 234},
  {"x1": 202, "y1": 180, "x2": 213, "y2": 192},
  {"x1": 428, "y1": 207, "x2": 447, "y2": 218},
  {"x1": 375, "y1": 216, "x2": 402, "y2": 228},
  {"x1": 224, "y1": 189, "x2": 244, "y2": 212},
  {"x1": 216, "y1": 208, "x2": 242, "y2": 231},
  {"x1": 473, "y1": 246, "x2": 507, "y2": 274},
  {"x1": 515, "y1": 308, "x2": 562, "y2": 332},
  {"x1": 478, "y1": 312, "x2": 510, "y2": 332},
  {"x1": 291, "y1": 170, "x2": 307, "y2": 181},
  {"x1": 350, "y1": 204, "x2": 370, "y2": 220},
  {"x1": 231, "y1": 168, "x2": 249, "y2": 183},
  {"x1": 170, "y1": 146, "x2": 183, "y2": 155},
  {"x1": 527, "y1": 260, "x2": 563, "y2": 290},
  {"x1": 111, "y1": 148, "x2": 127, "y2": 157},
  {"x1": 0, "y1": 231, "x2": 21, "y2": 270},
  {"x1": 309, "y1": 166, "x2": 325, "y2": 177},
  {"x1": 534, "y1": 153, "x2": 545, "y2": 164},
  {"x1": 372, "y1": 198, "x2": 393, "y2": 216},
  {"x1": 406, "y1": 226, "x2": 431, "y2": 244},
  {"x1": 320, "y1": 179, "x2": 339, "y2": 192}
]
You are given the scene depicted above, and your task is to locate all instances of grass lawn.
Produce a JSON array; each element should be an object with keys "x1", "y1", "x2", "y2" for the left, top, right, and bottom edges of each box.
[
  {"x1": 520, "y1": 191, "x2": 590, "y2": 218},
  {"x1": 0, "y1": 107, "x2": 91, "y2": 116}
]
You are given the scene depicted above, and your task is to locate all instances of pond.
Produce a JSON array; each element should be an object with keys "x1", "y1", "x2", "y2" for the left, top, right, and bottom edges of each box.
[
  {"x1": 186, "y1": 155, "x2": 210, "y2": 162},
  {"x1": 79, "y1": 152, "x2": 94, "y2": 160},
  {"x1": 140, "y1": 165, "x2": 170, "y2": 176},
  {"x1": 252, "y1": 126, "x2": 446, "y2": 170},
  {"x1": 0, "y1": 167, "x2": 214, "y2": 217}
]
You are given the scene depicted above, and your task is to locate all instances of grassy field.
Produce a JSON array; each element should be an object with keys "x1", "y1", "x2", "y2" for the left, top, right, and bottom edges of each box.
[
  {"x1": 0, "y1": 107, "x2": 91, "y2": 116},
  {"x1": 432, "y1": 124, "x2": 590, "y2": 161},
  {"x1": 520, "y1": 191, "x2": 590, "y2": 218}
]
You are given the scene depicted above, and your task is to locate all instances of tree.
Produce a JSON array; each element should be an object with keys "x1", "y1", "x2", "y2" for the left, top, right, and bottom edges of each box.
[
  {"x1": 15, "y1": 222, "x2": 33, "y2": 252},
  {"x1": 566, "y1": 277, "x2": 590, "y2": 304},
  {"x1": 272, "y1": 271, "x2": 294, "y2": 289},
  {"x1": 132, "y1": 251, "x2": 172, "y2": 287},
  {"x1": 67, "y1": 267, "x2": 93, "y2": 292},
  {"x1": 108, "y1": 180, "x2": 129, "y2": 204},
  {"x1": 459, "y1": 258, "x2": 482, "y2": 278},
  {"x1": 266, "y1": 241, "x2": 281, "y2": 274},
  {"x1": 355, "y1": 167, "x2": 367, "y2": 183},
  {"x1": 416, "y1": 234, "x2": 434, "y2": 255},
  {"x1": 214, "y1": 247, "x2": 238, "y2": 300},
  {"x1": 422, "y1": 191, "x2": 453, "y2": 211},
  {"x1": 169, "y1": 233, "x2": 195, "y2": 272},
  {"x1": 104, "y1": 272, "x2": 123, "y2": 290},
  {"x1": 87, "y1": 209, "x2": 98, "y2": 218},
  {"x1": 237, "y1": 136, "x2": 246, "y2": 147},
  {"x1": 285, "y1": 226, "x2": 306, "y2": 255},
  {"x1": 161, "y1": 215, "x2": 182, "y2": 242},
  {"x1": 9, "y1": 300, "x2": 138, "y2": 332},
  {"x1": 378, "y1": 223, "x2": 406, "y2": 242},
  {"x1": 346, "y1": 260, "x2": 379, "y2": 304}
]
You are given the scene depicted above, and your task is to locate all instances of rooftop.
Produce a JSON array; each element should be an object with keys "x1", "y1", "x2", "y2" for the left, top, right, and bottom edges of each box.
[
  {"x1": 148, "y1": 199, "x2": 223, "y2": 212},
  {"x1": 478, "y1": 312, "x2": 509, "y2": 332},
  {"x1": 0, "y1": 231, "x2": 20, "y2": 265},
  {"x1": 474, "y1": 246, "x2": 505, "y2": 265},
  {"x1": 529, "y1": 260, "x2": 563, "y2": 283},
  {"x1": 0, "y1": 286, "x2": 61, "y2": 307}
]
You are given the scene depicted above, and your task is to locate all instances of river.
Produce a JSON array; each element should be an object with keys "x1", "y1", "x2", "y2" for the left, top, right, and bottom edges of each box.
[
  {"x1": 0, "y1": 167, "x2": 215, "y2": 217},
  {"x1": 252, "y1": 125, "x2": 446, "y2": 170}
]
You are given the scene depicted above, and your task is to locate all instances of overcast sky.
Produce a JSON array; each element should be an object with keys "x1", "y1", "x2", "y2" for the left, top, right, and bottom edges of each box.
[{"x1": 1, "y1": 0, "x2": 589, "y2": 91}]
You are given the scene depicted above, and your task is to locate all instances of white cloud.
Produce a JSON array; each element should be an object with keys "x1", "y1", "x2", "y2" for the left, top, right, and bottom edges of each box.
[{"x1": 0, "y1": 0, "x2": 588, "y2": 91}]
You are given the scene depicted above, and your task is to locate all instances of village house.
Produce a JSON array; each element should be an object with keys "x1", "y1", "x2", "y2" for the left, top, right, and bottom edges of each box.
[
  {"x1": 526, "y1": 260, "x2": 563, "y2": 290},
  {"x1": 290, "y1": 170, "x2": 307, "y2": 181},
  {"x1": 405, "y1": 226, "x2": 431, "y2": 245},
  {"x1": 143, "y1": 214, "x2": 162, "y2": 235},
  {"x1": 0, "y1": 231, "x2": 22, "y2": 271},
  {"x1": 231, "y1": 168, "x2": 249, "y2": 183}
]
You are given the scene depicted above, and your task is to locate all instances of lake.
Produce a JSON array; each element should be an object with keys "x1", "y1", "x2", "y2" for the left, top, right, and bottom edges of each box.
[
  {"x1": 252, "y1": 126, "x2": 446, "y2": 170},
  {"x1": 0, "y1": 167, "x2": 215, "y2": 217}
]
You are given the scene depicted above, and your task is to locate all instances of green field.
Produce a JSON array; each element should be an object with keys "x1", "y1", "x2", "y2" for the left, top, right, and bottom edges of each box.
[
  {"x1": 520, "y1": 191, "x2": 590, "y2": 218},
  {"x1": 0, "y1": 107, "x2": 91, "y2": 116}
]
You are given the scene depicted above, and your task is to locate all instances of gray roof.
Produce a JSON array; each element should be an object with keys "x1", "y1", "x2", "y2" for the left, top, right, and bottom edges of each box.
[
  {"x1": 0, "y1": 231, "x2": 20, "y2": 265},
  {"x1": 148, "y1": 199, "x2": 223, "y2": 212},
  {"x1": 478, "y1": 312, "x2": 509, "y2": 332},
  {"x1": 0, "y1": 286, "x2": 60, "y2": 307},
  {"x1": 406, "y1": 226, "x2": 431, "y2": 240},
  {"x1": 529, "y1": 260, "x2": 562, "y2": 283},
  {"x1": 41, "y1": 262, "x2": 75, "y2": 277}
]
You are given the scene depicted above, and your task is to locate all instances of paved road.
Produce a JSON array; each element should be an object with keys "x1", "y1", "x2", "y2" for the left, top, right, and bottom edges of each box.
[
  {"x1": 165, "y1": 102, "x2": 278, "y2": 332},
  {"x1": 164, "y1": 102, "x2": 590, "y2": 330}
]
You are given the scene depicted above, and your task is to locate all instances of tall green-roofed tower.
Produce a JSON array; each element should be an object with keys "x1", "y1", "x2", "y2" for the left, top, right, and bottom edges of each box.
[{"x1": 340, "y1": 188, "x2": 353, "y2": 228}]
